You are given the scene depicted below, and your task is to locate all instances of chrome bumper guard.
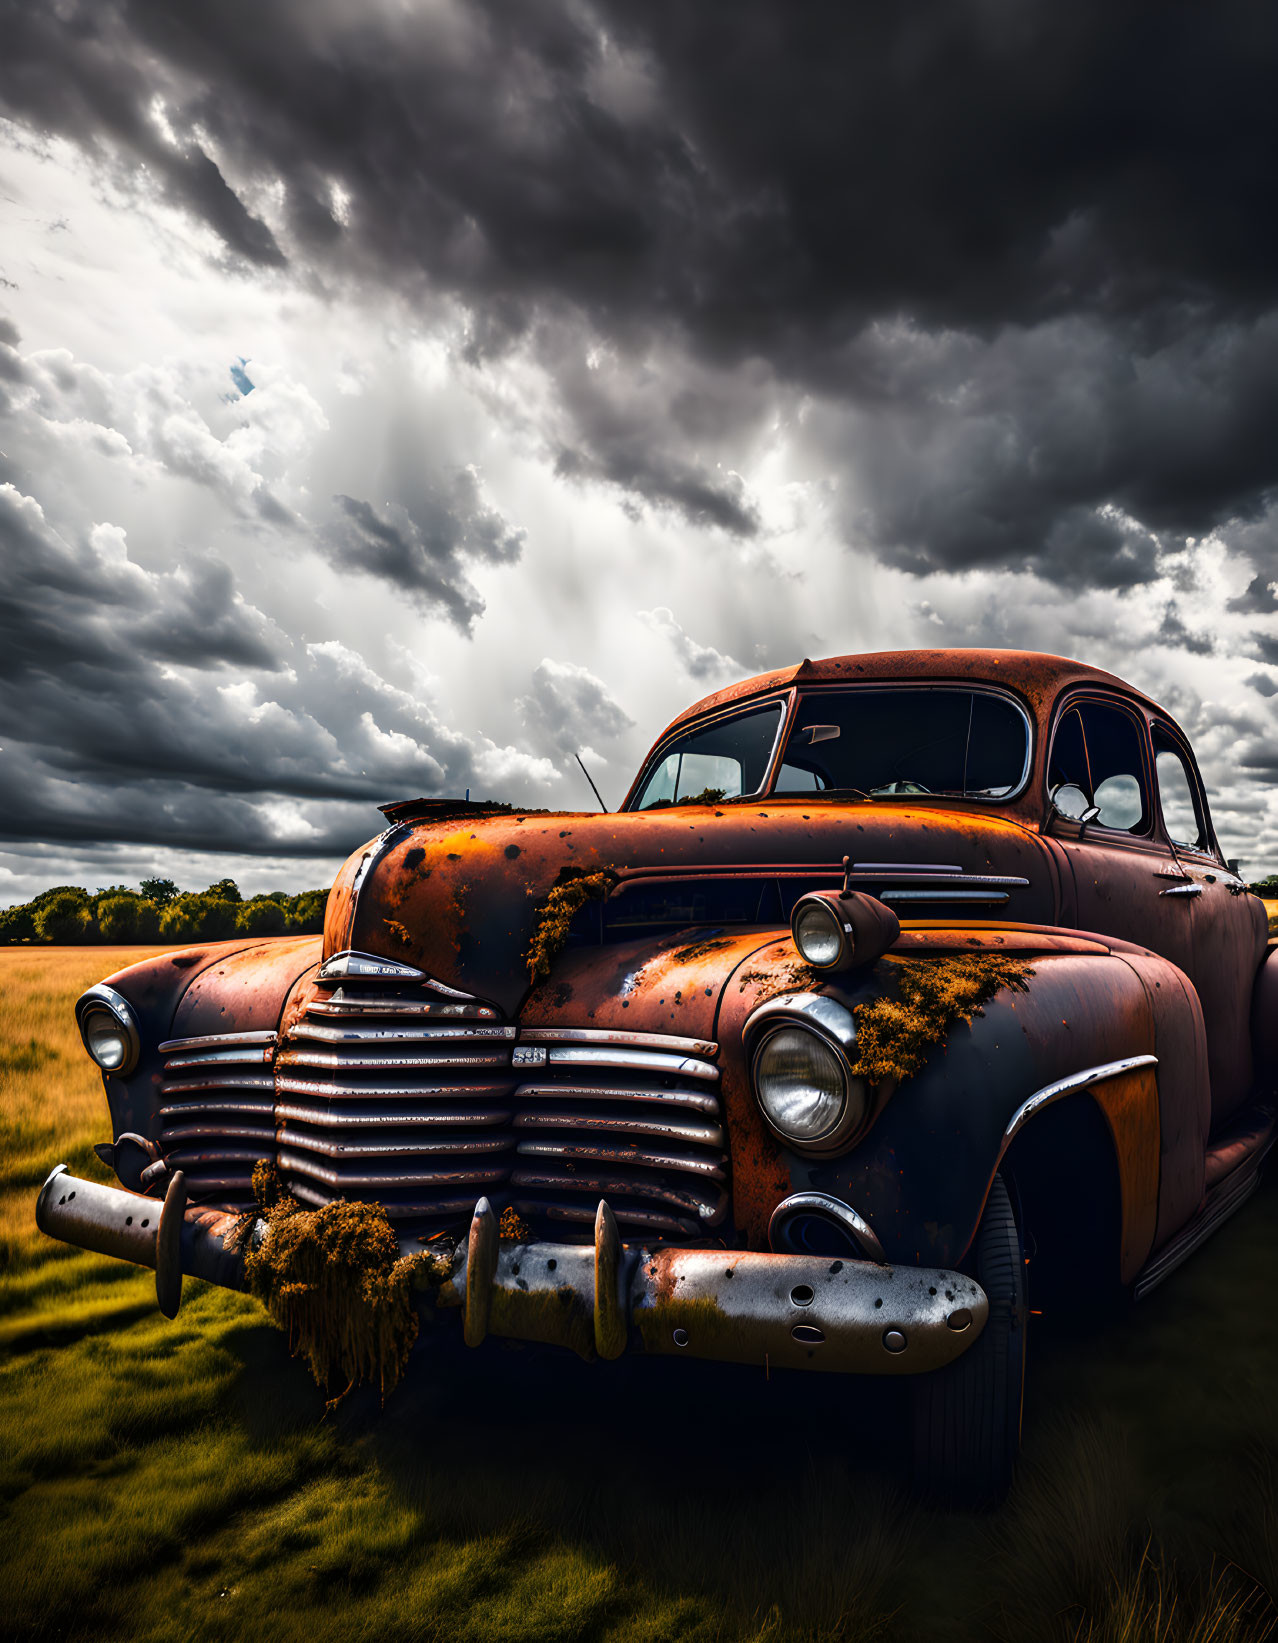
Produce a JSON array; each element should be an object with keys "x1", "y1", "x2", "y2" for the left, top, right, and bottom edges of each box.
[{"x1": 36, "y1": 1168, "x2": 987, "y2": 1375}]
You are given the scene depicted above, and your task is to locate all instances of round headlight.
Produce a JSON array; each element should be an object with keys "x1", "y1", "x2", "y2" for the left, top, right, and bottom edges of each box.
[
  {"x1": 792, "y1": 900, "x2": 847, "y2": 967},
  {"x1": 75, "y1": 985, "x2": 140, "y2": 1077},
  {"x1": 754, "y1": 1025, "x2": 847, "y2": 1141},
  {"x1": 82, "y1": 1008, "x2": 129, "y2": 1071}
]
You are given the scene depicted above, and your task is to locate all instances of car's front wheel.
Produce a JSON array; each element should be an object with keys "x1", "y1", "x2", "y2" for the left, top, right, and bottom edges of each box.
[{"x1": 911, "y1": 1172, "x2": 1027, "y2": 1506}]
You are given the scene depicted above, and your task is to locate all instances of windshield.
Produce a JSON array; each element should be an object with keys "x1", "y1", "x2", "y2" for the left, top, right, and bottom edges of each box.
[
  {"x1": 631, "y1": 700, "x2": 785, "y2": 809},
  {"x1": 774, "y1": 688, "x2": 1029, "y2": 799}
]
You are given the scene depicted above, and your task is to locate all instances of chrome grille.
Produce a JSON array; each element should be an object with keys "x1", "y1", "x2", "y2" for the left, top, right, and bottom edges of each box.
[
  {"x1": 158, "y1": 982, "x2": 729, "y2": 1241},
  {"x1": 157, "y1": 1030, "x2": 277, "y2": 1202}
]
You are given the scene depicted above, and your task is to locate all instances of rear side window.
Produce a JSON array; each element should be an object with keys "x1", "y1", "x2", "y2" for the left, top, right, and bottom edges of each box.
[
  {"x1": 1048, "y1": 701, "x2": 1149, "y2": 833},
  {"x1": 1153, "y1": 728, "x2": 1208, "y2": 850}
]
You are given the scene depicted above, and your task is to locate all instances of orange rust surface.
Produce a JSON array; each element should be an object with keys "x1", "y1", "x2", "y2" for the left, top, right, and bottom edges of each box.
[
  {"x1": 520, "y1": 928, "x2": 772, "y2": 1039},
  {"x1": 170, "y1": 937, "x2": 322, "y2": 1039},
  {"x1": 714, "y1": 938, "x2": 810, "y2": 1247},
  {"x1": 337, "y1": 801, "x2": 1057, "y2": 1015},
  {"x1": 1091, "y1": 1064, "x2": 1161, "y2": 1282},
  {"x1": 892, "y1": 926, "x2": 1110, "y2": 956}
]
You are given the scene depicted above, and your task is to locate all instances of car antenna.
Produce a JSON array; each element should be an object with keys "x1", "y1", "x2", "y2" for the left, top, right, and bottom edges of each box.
[{"x1": 574, "y1": 752, "x2": 609, "y2": 813}]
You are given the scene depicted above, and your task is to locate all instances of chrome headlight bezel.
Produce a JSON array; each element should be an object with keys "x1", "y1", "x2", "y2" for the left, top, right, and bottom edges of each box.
[
  {"x1": 75, "y1": 984, "x2": 141, "y2": 1078},
  {"x1": 745, "y1": 992, "x2": 871, "y2": 1155},
  {"x1": 791, "y1": 896, "x2": 852, "y2": 968}
]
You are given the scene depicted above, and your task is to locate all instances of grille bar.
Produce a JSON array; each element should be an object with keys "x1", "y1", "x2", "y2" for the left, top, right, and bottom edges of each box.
[
  {"x1": 278, "y1": 1128, "x2": 510, "y2": 1160},
  {"x1": 274, "y1": 1100, "x2": 511, "y2": 1129},
  {"x1": 278, "y1": 1047, "x2": 512, "y2": 1071},
  {"x1": 159, "y1": 1030, "x2": 277, "y2": 1055},
  {"x1": 512, "y1": 1109, "x2": 724, "y2": 1147},
  {"x1": 290, "y1": 1021, "x2": 517, "y2": 1044},
  {"x1": 542, "y1": 1045, "x2": 720, "y2": 1081},
  {"x1": 518, "y1": 1026, "x2": 718, "y2": 1057},
  {"x1": 274, "y1": 1074, "x2": 513, "y2": 1100},
  {"x1": 279, "y1": 1150, "x2": 508, "y2": 1191},
  {"x1": 513, "y1": 1080, "x2": 720, "y2": 1115}
]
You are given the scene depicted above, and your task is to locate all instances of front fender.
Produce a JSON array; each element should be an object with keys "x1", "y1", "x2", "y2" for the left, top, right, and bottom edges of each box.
[
  {"x1": 89, "y1": 936, "x2": 321, "y2": 1172},
  {"x1": 717, "y1": 929, "x2": 1210, "y2": 1278}
]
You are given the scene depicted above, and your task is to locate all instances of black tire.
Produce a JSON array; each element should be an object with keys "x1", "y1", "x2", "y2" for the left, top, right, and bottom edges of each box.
[{"x1": 911, "y1": 1173, "x2": 1027, "y2": 1507}]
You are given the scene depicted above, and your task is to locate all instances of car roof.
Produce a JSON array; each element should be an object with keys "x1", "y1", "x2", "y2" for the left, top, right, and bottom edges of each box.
[{"x1": 656, "y1": 649, "x2": 1163, "y2": 742}]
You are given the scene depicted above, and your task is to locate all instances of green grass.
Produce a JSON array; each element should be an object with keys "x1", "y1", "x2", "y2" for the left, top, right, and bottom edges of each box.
[{"x1": 2, "y1": 950, "x2": 1278, "y2": 1641}]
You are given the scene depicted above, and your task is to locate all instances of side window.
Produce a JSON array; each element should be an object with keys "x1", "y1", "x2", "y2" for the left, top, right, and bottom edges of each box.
[
  {"x1": 1048, "y1": 700, "x2": 1149, "y2": 833},
  {"x1": 1152, "y1": 727, "x2": 1208, "y2": 851}
]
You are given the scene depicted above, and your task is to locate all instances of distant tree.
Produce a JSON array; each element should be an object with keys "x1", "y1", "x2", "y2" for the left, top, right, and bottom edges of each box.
[
  {"x1": 204, "y1": 878, "x2": 243, "y2": 903},
  {"x1": 1249, "y1": 874, "x2": 1278, "y2": 896},
  {"x1": 0, "y1": 903, "x2": 36, "y2": 943},
  {"x1": 285, "y1": 890, "x2": 327, "y2": 934},
  {"x1": 236, "y1": 899, "x2": 287, "y2": 936},
  {"x1": 34, "y1": 889, "x2": 95, "y2": 944},
  {"x1": 29, "y1": 885, "x2": 92, "y2": 909},
  {"x1": 97, "y1": 895, "x2": 160, "y2": 943},
  {"x1": 159, "y1": 894, "x2": 239, "y2": 942},
  {"x1": 140, "y1": 877, "x2": 180, "y2": 907}
]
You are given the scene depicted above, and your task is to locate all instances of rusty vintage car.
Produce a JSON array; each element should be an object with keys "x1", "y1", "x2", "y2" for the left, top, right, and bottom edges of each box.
[{"x1": 38, "y1": 649, "x2": 1278, "y2": 1500}]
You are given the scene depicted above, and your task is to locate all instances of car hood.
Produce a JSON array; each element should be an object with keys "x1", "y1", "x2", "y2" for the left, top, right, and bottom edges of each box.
[{"x1": 324, "y1": 801, "x2": 1057, "y2": 1016}]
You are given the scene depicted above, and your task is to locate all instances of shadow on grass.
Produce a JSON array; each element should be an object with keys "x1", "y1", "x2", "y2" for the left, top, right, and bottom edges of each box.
[{"x1": 3, "y1": 1175, "x2": 1278, "y2": 1642}]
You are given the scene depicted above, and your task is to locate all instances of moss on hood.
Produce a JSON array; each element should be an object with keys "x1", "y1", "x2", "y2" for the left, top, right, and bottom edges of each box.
[
  {"x1": 524, "y1": 867, "x2": 620, "y2": 984},
  {"x1": 851, "y1": 953, "x2": 1033, "y2": 1085}
]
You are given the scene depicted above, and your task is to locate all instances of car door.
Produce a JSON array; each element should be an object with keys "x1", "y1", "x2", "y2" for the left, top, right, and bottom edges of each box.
[
  {"x1": 1149, "y1": 720, "x2": 1265, "y2": 1126},
  {"x1": 1045, "y1": 693, "x2": 1197, "y2": 984}
]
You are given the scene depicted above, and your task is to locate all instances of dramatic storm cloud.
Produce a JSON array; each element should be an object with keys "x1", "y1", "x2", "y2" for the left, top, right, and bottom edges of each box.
[{"x1": 2, "y1": 0, "x2": 1277, "y2": 895}]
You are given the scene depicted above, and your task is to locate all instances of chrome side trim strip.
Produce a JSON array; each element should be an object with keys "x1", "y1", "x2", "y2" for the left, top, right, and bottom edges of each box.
[
  {"x1": 853, "y1": 861, "x2": 963, "y2": 874},
  {"x1": 882, "y1": 889, "x2": 1009, "y2": 903},
  {"x1": 1002, "y1": 1054, "x2": 1159, "y2": 1147}
]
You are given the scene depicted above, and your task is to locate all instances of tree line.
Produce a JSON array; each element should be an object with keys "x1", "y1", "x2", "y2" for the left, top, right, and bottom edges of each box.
[{"x1": 0, "y1": 879, "x2": 328, "y2": 944}]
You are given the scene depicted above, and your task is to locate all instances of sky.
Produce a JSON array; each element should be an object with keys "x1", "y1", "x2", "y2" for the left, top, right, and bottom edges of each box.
[{"x1": 1, "y1": 0, "x2": 1277, "y2": 904}]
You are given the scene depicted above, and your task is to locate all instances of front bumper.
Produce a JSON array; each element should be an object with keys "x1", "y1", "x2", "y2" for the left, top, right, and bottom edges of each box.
[{"x1": 36, "y1": 1166, "x2": 988, "y2": 1376}]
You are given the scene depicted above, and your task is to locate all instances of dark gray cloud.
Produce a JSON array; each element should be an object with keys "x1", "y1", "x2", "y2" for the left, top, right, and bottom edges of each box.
[
  {"x1": 1229, "y1": 573, "x2": 1278, "y2": 614},
  {"x1": 4, "y1": 0, "x2": 1278, "y2": 876},
  {"x1": 0, "y1": 482, "x2": 557, "y2": 852},
  {"x1": 1252, "y1": 633, "x2": 1278, "y2": 667},
  {"x1": 326, "y1": 470, "x2": 524, "y2": 632},
  {"x1": 6, "y1": 0, "x2": 1276, "y2": 579}
]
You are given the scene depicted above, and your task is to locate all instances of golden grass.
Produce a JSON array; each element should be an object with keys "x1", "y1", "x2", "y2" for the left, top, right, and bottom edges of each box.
[
  {"x1": 2, "y1": 949, "x2": 1278, "y2": 1642},
  {"x1": 1263, "y1": 900, "x2": 1278, "y2": 938},
  {"x1": 0, "y1": 946, "x2": 169, "y2": 1273}
]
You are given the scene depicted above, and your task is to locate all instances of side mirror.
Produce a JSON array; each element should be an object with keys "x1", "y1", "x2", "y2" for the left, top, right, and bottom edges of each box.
[{"x1": 1049, "y1": 781, "x2": 1091, "y2": 822}]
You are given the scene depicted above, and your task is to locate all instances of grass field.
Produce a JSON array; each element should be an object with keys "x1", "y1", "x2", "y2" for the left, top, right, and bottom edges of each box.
[{"x1": 3, "y1": 947, "x2": 1278, "y2": 1642}]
